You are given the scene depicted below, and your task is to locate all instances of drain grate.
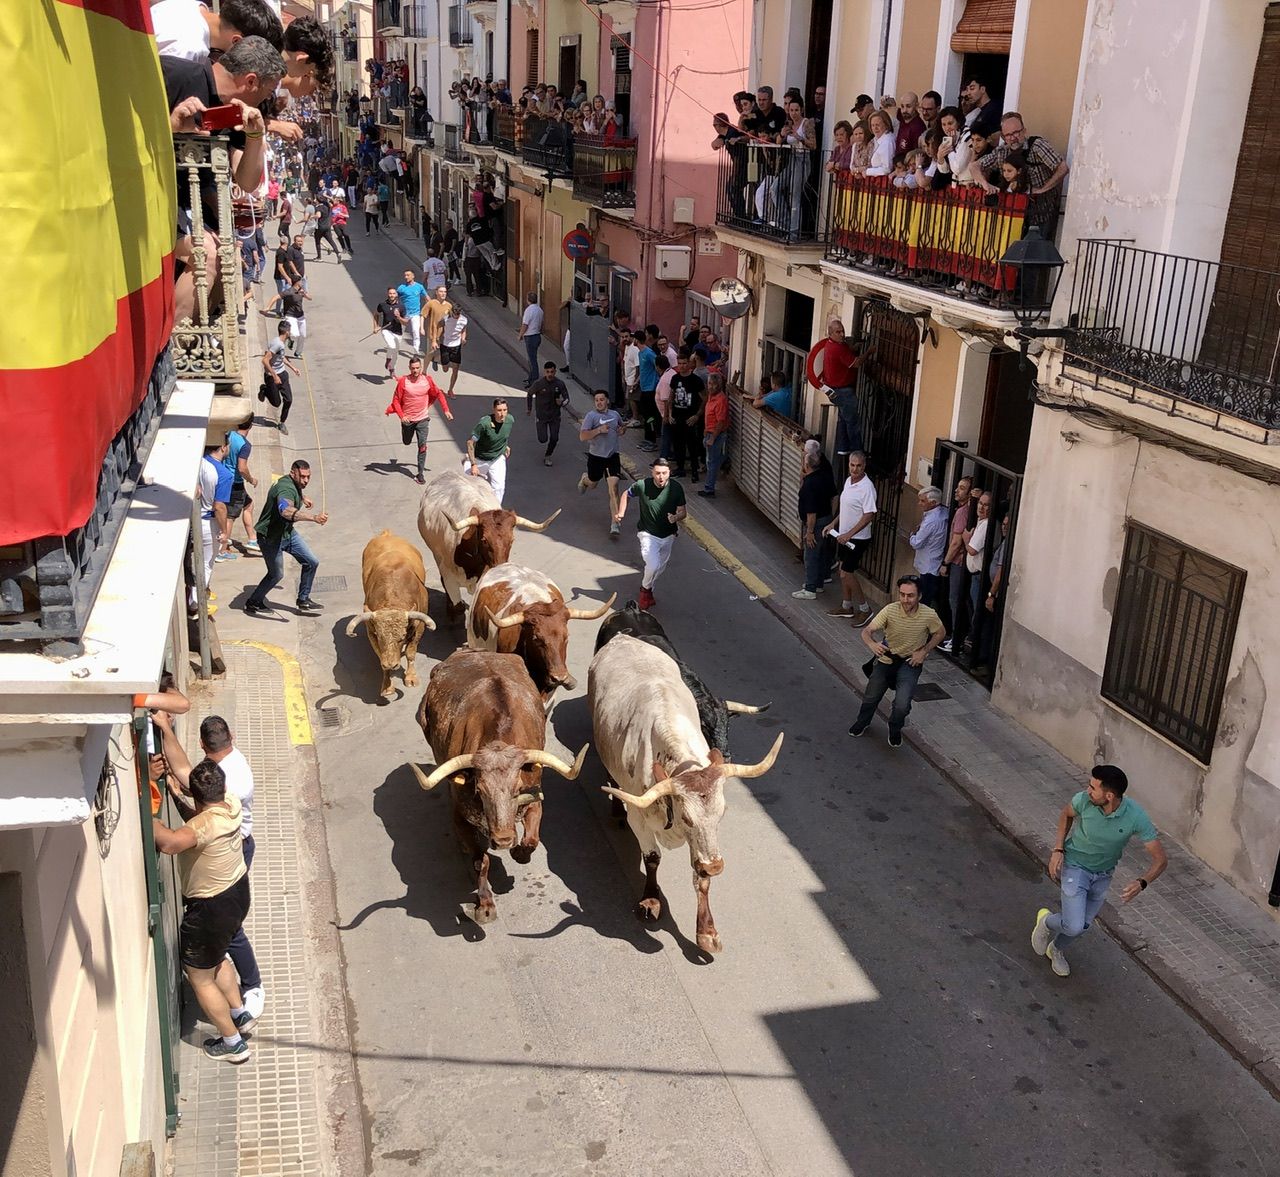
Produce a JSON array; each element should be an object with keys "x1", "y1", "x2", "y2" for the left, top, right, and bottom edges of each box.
[
  {"x1": 311, "y1": 575, "x2": 348, "y2": 593},
  {"x1": 316, "y1": 704, "x2": 346, "y2": 730}
]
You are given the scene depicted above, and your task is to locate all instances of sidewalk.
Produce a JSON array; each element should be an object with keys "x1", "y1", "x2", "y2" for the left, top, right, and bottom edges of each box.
[{"x1": 383, "y1": 219, "x2": 1280, "y2": 1099}]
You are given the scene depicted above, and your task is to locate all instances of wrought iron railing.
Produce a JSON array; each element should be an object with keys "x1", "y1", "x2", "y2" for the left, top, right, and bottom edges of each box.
[
  {"x1": 0, "y1": 348, "x2": 175, "y2": 643},
  {"x1": 492, "y1": 105, "x2": 517, "y2": 153},
  {"x1": 402, "y1": 2, "x2": 431, "y2": 37},
  {"x1": 171, "y1": 134, "x2": 245, "y2": 385},
  {"x1": 375, "y1": 0, "x2": 401, "y2": 31},
  {"x1": 442, "y1": 123, "x2": 464, "y2": 162},
  {"x1": 520, "y1": 116, "x2": 571, "y2": 172},
  {"x1": 1063, "y1": 238, "x2": 1280, "y2": 432},
  {"x1": 374, "y1": 96, "x2": 401, "y2": 127},
  {"x1": 824, "y1": 174, "x2": 1029, "y2": 306},
  {"x1": 448, "y1": 4, "x2": 473, "y2": 45},
  {"x1": 406, "y1": 107, "x2": 434, "y2": 142},
  {"x1": 572, "y1": 135, "x2": 637, "y2": 208},
  {"x1": 715, "y1": 142, "x2": 822, "y2": 244}
]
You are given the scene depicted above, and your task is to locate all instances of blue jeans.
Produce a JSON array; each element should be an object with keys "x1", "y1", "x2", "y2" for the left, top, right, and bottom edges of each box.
[
  {"x1": 802, "y1": 513, "x2": 833, "y2": 590},
  {"x1": 827, "y1": 385, "x2": 863, "y2": 454},
  {"x1": 523, "y1": 332, "x2": 541, "y2": 384},
  {"x1": 1046, "y1": 864, "x2": 1113, "y2": 953},
  {"x1": 703, "y1": 432, "x2": 727, "y2": 490},
  {"x1": 248, "y1": 530, "x2": 319, "y2": 607},
  {"x1": 852, "y1": 658, "x2": 923, "y2": 736},
  {"x1": 227, "y1": 834, "x2": 260, "y2": 990}
]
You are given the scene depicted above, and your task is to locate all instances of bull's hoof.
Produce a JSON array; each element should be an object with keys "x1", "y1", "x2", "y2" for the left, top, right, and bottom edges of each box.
[
  {"x1": 510, "y1": 843, "x2": 535, "y2": 865},
  {"x1": 635, "y1": 898, "x2": 662, "y2": 922},
  {"x1": 404, "y1": 673, "x2": 419, "y2": 688},
  {"x1": 696, "y1": 931, "x2": 723, "y2": 954},
  {"x1": 379, "y1": 690, "x2": 396, "y2": 702},
  {"x1": 472, "y1": 900, "x2": 498, "y2": 924}
]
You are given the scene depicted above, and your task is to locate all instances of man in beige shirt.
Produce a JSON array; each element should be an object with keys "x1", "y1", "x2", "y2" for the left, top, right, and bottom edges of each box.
[
  {"x1": 153, "y1": 759, "x2": 254, "y2": 1064},
  {"x1": 422, "y1": 284, "x2": 453, "y2": 368}
]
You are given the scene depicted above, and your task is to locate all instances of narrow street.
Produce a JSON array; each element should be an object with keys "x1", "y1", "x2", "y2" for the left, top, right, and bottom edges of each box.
[{"x1": 259, "y1": 230, "x2": 1278, "y2": 1177}]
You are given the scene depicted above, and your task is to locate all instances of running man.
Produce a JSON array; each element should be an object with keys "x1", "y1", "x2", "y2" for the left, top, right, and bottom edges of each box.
[
  {"x1": 614, "y1": 456, "x2": 686, "y2": 611},
  {"x1": 422, "y1": 284, "x2": 452, "y2": 369},
  {"x1": 260, "y1": 320, "x2": 299, "y2": 435},
  {"x1": 371, "y1": 286, "x2": 406, "y2": 377},
  {"x1": 578, "y1": 389, "x2": 626, "y2": 538},
  {"x1": 526, "y1": 360, "x2": 569, "y2": 467},
  {"x1": 396, "y1": 268, "x2": 427, "y2": 354},
  {"x1": 438, "y1": 301, "x2": 468, "y2": 393},
  {"x1": 244, "y1": 459, "x2": 329, "y2": 616},
  {"x1": 385, "y1": 355, "x2": 453, "y2": 484},
  {"x1": 464, "y1": 398, "x2": 514, "y2": 504}
]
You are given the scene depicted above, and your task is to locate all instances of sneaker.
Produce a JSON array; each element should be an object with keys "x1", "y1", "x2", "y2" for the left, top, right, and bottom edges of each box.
[
  {"x1": 203, "y1": 1036, "x2": 250, "y2": 1064},
  {"x1": 851, "y1": 608, "x2": 873, "y2": 628},
  {"x1": 244, "y1": 540, "x2": 260, "y2": 553},
  {"x1": 242, "y1": 986, "x2": 266, "y2": 1020},
  {"x1": 1046, "y1": 944, "x2": 1070, "y2": 977},
  {"x1": 215, "y1": 550, "x2": 239, "y2": 562},
  {"x1": 637, "y1": 441, "x2": 657, "y2": 452},
  {"x1": 279, "y1": 422, "x2": 289, "y2": 436},
  {"x1": 940, "y1": 638, "x2": 954, "y2": 653},
  {"x1": 847, "y1": 722, "x2": 868, "y2": 737},
  {"x1": 543, "y1": 458, "x2": 554, "y2": 467},
  {"x1": 827, "y1": 606, "x2": 858, "y2": 617},
  {"x1": 233, "y1": 1009, "x2": 258, "y2": 1034},
  {"x1": 578, "y1": 472, "x2": 591, "y2": 494},
  {"x1": 415, "y1": 473, "x2": 425, "y2": 484},
  {"x1": 609, "y1": 521, "x2": 620, "y2": 538},
  {"x1": 625, "y1": 417, "x2": 645, "y2": 428},
  {"x1": 638, "y1": 587, "x2": 655, "y2": 611},
  {"x1": 697, "y1": 489, "x2": 716, "y2": 498},
  {"x1": 244, "y1": 601, "x2": 274, "y2": 617},
  {"x1": 792, "y1": 589, "x2": 817, "y2": 600},
  {"x1": 297, "y1": 598, "x2": 323, "y2": 614},
  {"x1": 1031, "y1": 908, "x2": 1053, "y2": 957},
  {"x1": 887, "y1": 731, "x2": 902, "y2": 748}
]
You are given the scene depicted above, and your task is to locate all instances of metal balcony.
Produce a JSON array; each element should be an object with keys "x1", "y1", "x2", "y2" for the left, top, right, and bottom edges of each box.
[
  {"x1": 520, "y1": 116, "x2": 570, "y2": 173},
  {"x1": 492, "y1": 105, "x2": 517, "y2": 153},
  {"x1": 1063, "y1": 239, "x2": 1280, "y2": 434},
  {"x1": 402, "y1": 2, "x2": 431, "y2": 37},
  {"x1": 375, "y1": 0, "x2": 401, "y2": 33},
  {"x1": 448, "y1": 4, "x2": 474, "y2": 46},
  {"x1": 572, "y1": 135, "x2": 637, "y2": 208},
  {"x1": 715, "y1": 143, "x2": 821, "y2": 245},
  {"x1": 441, "y1": 123, "x2": 465, "y2": 162}
]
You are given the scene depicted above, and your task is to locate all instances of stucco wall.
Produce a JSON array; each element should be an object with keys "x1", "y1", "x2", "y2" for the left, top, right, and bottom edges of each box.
[
  {"x1": 1017, "y1": 0, "x2": 1088, "y2": 151},
  {"x1": 892, "y1": 0, "x2": 943, "y2": 99},
  {"x1": 997, "y1": 406, "x2": 1280, "y2": 905}
]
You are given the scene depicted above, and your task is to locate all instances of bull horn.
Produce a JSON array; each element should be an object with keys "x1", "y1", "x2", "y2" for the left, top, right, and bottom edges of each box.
[
  {"x1": 489, "y1": 607, "x2": 526, "y2": 629},
  {"x1": 414, "y1": 753, "x2": 476, "y2": 790},
  {"x1": 405, "y1": 610, "x2": 437, "y2": 631},
  {"x1": 725, "y1": 699, "x2": 772, "y2": 715},
  {"x1": 566, "y1": 592, "x2": 617, "y2": 621},
  {"x1": 514, "y1": 508, "x2": 562, "y2": 532},
  {"x1": 600, "y1": 776, "x2": 677, "y2": 810},
  {"x1": 345, "y1": 611, "x2": 376, "y2": 637},
  {"x1": 449, "y1": 513, "x2": 481, "y2": 532},
  {"x1": 514, "y1": 790, "x2": 544, "y2": 806},
  {"x1": 721, "y1": 732, "x2": 785, "y2": 780},
  {"x1": 525, "y1": 743, "x2": 588, "y2": 780}
]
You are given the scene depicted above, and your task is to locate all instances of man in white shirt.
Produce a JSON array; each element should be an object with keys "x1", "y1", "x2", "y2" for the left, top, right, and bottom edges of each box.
[
  {"x1": 438, "y1": 305, "x2": 468, "y2": 393},
  {"x1": 623, "y1": 334, "x2": 643, "y2": 426},
  {"x1": 824, "y1": 450, "x2": 877, "y2": 625},
  {"x1": 152, "y1": 0, "x2": 282, "y2": 63},
  {"x1": 518, "y1": 292, "x2": 544, "y2": 387}
]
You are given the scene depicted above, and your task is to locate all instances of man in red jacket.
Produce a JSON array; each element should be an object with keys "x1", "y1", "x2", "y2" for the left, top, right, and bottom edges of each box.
[
  {"x1": 385, "y1": 356, "x2": 453, "y2": 483},
  {"x1": 814, "y1": 319, "x2": 866, "y2": 456}
]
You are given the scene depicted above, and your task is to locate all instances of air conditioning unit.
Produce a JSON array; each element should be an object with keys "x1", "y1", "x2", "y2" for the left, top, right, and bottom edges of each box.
[
  {"x1": 654, "y1": 245, "x2": 691, "y2": 282},
  {"x1": 672, "y1": 197, "x2": 694, "y2": 224}
]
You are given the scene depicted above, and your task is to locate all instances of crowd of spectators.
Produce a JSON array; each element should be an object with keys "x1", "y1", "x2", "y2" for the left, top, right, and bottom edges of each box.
[{"x1": 449, "y1": 75, "x2": 628, "y2": 158}]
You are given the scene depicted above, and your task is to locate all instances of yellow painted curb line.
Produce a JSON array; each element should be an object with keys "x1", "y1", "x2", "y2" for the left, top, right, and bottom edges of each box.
[
  {"x1": 228, "y1": 639, "x2": 314, "y2": 746},
  {"x1": 619, "y1": 454, "x2": 772, "y2": 600}
]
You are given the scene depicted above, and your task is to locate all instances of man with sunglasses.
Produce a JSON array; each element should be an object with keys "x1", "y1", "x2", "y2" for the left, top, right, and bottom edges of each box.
[{"x1": 848, "y1": 574, "x2": 946, "y2": 747}]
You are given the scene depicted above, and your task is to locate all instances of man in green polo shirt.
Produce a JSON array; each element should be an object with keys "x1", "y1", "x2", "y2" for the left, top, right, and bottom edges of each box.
[
  {"x1": 614, "y1": 457, "x2": 686, "y2": 611},
  {"x1": 464, "y1": 397, "x2": 514, "y2": 503},
  {"x1": 245, "y1": 459, "x2": 330, "y2": 617},
  {"x1": 1032, "y1": 764, "x2": 1166, "y2": 977}
]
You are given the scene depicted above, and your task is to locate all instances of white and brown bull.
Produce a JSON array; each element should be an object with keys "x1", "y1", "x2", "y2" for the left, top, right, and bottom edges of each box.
[
  {"x1": 412, "y1": 650, "x2": 587, "y2": 923},
  {"x1": 416, "y1": 471, "x2": 560, "y2": 620},
  {"x1": 588, "y1": 634, "x2": 783, "y2": 954},
  {"x1": 345, "y1": 530, "x2": 436, "y2": 699},
  {"x1": 467, "y1": 563, "x2": 615, "y2": 699}
]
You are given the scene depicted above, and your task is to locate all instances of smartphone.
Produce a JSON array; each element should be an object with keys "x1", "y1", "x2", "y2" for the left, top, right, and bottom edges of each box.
[{"x1": 198, "y1": 104, "x2": 242, "y2": 131}]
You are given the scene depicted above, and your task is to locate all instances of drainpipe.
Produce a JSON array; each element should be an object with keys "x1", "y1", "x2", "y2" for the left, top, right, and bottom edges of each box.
[
  {"x1": 875, "y1": 0, "x2": 894, "y2": 100},
  {"x1": 642, "y1": 0, "x2": 663, "y2": 319}
]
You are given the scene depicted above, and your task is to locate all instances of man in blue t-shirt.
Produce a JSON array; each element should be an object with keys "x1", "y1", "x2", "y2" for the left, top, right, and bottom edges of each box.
[
  {"x1": 396, "y1": 269, "x2": 428, "y2": 355},
  {"x1": 635, "y1": 332, "x2": 659, "y2": 451},
  {"x1": 1031, "y1": 764, "x2": 1166, "y2": 978},
  {"x1": 752, "y1": 369, "x2": 793, "y2": 418},
  {"x1": 197, "y1": 437, "x2": 233, "y2": 596},
  {"x1": 220, "y1": 416, "x2": 260, "y2": 555}
]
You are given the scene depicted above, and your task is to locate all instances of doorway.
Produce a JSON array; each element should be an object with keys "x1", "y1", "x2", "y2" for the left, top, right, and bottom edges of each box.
[
  {"x1": 978, "y1": 349, "x2": 1033, "y2": 474},
  {"x1": 958, "y1": 52, "x2": 1008, "y2": 109},
  {"x1": 558, "y1": 36, "x2": 581, "y2": 98}
]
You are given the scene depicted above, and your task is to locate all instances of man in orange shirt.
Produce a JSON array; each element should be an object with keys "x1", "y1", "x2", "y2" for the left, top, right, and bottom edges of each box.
[
  {"x1": 385, "y1": 355, "x2": 453, "y2": 484},
  {"x1": 698, "y1": 373, "x2": 731, "y2": 498}
]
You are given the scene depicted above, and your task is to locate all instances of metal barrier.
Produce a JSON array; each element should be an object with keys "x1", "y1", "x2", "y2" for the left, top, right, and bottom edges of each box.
[
  {"x1": 572, "y1": 134, "x2": 637, "y2": 208},
  {"x1": 825, "y1": 174, "x2": 1028, "y2": 305},
  {"x1": 728, "y1": 388, "x2": 806, "y2": 545},
  {"x1": 759, "y1": 336, "x2": 808, "y2": 425},
  {"x1": 714, "y1": 142, "x2": 821, "y2": 244}
]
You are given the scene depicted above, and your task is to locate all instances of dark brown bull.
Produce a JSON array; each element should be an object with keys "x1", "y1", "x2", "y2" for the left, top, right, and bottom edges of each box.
[{"x1": 412, "y1": 650, "x2": 587, "y2": 923}]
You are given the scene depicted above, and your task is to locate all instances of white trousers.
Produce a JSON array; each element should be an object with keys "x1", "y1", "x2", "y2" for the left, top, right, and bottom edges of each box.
[
  {"x1": 406, "y1": 312, "x2": 422, "y2": 353},
  {"x1": 462, "y1": 454, "x2": 507, "y2": 504},
  {"x1": 638, "y1": 532, "x2": 675, "y2": 589},
  {"x1": 380, "y1": 328, "x2": 401, "y2": 360},
  {"x1": 201, "y1": 515, "x2": 217, "y2": 587}
]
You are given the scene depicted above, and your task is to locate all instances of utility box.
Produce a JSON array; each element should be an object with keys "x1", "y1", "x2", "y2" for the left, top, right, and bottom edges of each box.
[
  {"x1": 654, "y1": 244, "x2": 692, "y2": 282},
  {"x1": 672, "y1": 196, "x2": 695, "y2": 224}
]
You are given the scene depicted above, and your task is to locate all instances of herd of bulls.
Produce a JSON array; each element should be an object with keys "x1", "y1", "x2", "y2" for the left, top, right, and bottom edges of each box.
[{"x1": 345, "y1": 469, "x2": 783, "y2": 953}]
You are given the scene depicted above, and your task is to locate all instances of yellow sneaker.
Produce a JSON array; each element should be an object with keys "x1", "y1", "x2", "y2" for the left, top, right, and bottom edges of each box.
[{"x1": 1031, "y1": 907, "x2": 1052, "y2": 956}]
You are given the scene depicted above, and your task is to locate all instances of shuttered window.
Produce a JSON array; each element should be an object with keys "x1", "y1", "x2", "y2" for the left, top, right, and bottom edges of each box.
[
  {"x1": 950, "y1": 0, "x2": 1015, "y2": 55},
  {"x1": 526, "y1": 28, "x2": 540, "y2": 85}
]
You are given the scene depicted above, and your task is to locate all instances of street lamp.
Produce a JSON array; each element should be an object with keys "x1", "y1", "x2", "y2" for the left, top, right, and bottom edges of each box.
[{"x1": 999, "y1": 225, "x2": 1071, "y2": 367}]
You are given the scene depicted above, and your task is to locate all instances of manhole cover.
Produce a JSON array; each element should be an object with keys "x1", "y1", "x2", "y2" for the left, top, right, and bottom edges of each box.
[
  {"x1": 311, "y1": 575, "x2": 348, "y2": 593},
  {"x1": 913, "y1": 682, "x2": 952, "y2": 702}
]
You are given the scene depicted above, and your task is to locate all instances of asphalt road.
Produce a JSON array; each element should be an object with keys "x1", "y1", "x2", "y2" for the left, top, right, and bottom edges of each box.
[{"x1": 259, "y1": 228, "x2": 1280, "y2": 1177}]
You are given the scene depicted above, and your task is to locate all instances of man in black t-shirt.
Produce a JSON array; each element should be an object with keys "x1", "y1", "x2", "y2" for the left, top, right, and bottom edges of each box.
[
  {"x1": 667, "y1": 354, "x2": 706, "y2": 479},
  {"x1": 312, "y1": 196, "x2": 340, "y2": 260},
  {"x1": 273, "y1": 236, "x2": 298, "y2": 295},
  {"x1": 287, "y1": 235, "x2": 307, "y2": 290},
  {"x1": 372, "y1": 288, "x2": 406, "y2": 376},
  {"x1": 743, "y1": 85, "x2": 787, "y2": 219}
]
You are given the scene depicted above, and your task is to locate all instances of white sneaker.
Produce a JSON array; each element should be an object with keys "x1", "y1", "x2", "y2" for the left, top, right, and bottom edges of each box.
[
  {"x1": 1031, "y1": 908, "x2": 1052, "y2": 956},
  {"x1": 1046, "y1": 945, "x2": 1070, "y2": 977},
  {"x1": 792, "y1": 589, "x2": 817, "y2": 600},
  {"x1": 242, "y1": 986, "x2": 266, "y2": 1019},
  {"x1": 577, "y1": 472, "x2": 590, "y2": 494}
]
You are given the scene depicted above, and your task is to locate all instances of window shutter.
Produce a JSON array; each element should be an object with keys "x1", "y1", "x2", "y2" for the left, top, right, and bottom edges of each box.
[
  {"x1": 527, "y1": 29, "x2": 540, "y2": 86},
  {"x1": 950, "y1": 0, "x2": 1016, "y2": 55}
]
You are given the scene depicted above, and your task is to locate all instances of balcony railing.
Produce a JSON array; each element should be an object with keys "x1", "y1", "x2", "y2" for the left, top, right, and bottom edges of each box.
[
  {"x1": 715, "y1": 143, "x2": 821, "y2": 245},
  {"x1": 375, "y1": 0, "x2": 401, "y2": 32},
  {"x1": 172, "y1": 134, "x2": 244, "y2": 385},
  {"x1": 1063, "y1": 239, "x2": 1280, "y2": 432},
  {"x1": 441, "y1": 123, "x2": 464, "y2": 162},
  {"x1": 572, "y1": 134, "x2": 637, "y2": 208},
  {"x1": 402, "y1": 2, "x2": 431, "y2": 36},
  {"x1": 448, "y1": 4, "x2": 473, "y2": 46},
  {"x1": 492, "y1": 105, "x2": 517, "y2": 153},
  {"x1": 520, "y1": 116, "x2": 570, "y2": 173},
  {"x1": 824, "y1": 174, "x2": 1029, "y2": 307}
]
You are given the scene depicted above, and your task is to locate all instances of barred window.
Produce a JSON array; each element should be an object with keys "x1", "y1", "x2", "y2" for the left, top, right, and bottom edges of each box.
[{"x1": 1102, "y1": 523, "x2": 1245, "y2": 763}]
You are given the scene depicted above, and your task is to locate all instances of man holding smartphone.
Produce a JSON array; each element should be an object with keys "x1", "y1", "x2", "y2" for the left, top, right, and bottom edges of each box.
[{"x1": 825, "y1": 450, "x2": 877, "y2": 625}]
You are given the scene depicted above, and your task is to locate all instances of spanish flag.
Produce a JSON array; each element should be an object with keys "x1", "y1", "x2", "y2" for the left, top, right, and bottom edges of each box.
[{"x1": 0, "y1": 0, "x2": 176, "y2": 545}]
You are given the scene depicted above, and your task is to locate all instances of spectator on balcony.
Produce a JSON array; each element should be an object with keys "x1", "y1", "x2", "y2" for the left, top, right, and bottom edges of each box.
[
  {"x1": 153, "y1": 0, "x2": 281, "y2": 64},
  {"x1": 410, "y1": 87, "x2": 433, "y2": 139},
  {"x1": 752, "y1": 369, "x2": 793, "y2": 418},
  {"x1": 919, "y1": 89, "x2": 941, "y2": 136},
  {"x1": 811, "y1": 83, "x2": 826, "y2": 130},
  {"x1": 781, "y1": 96, "x2": 817, "y2": 233},
  {"x1": 962, "y1": 75, "x2": 999, "y2": 129},
  {"x1": 583, "y1": 95, "x2": 606, "y2": 134},
  {"x1": 863, "y1": 109, "x2": 896, "y2": 177},
  {"x1": 567, "y1": 79, "x2": 589, "y2": 109},
  {"x1": 974, "y1": 113, "x2": 1069, "y2": 229},
  {"x1": 826, "y1": 120, "x2": 854, "y2": 174},
  {"x1": 745, "y1": 85, "x2": 787, "y2": 221},
  {"x1": 930, "y1": 106, "x2": 964, "y2": 186},
  {"x1": 851, "y1": 94, "x2": 875, "y2": 123},
  {"x1": 894, "y1": 92, "x2": 925, "y2": 155},
  {"x1": 998, "y1": 151, "x2": 1032, "y2": 195},
  {"x1": 280, "y1": 16, "x2": 333, "y2": 100}
]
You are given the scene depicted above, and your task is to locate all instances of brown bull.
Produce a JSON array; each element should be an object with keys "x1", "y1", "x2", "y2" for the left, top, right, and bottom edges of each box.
[
  {"x1": 412, "y1": 650, "x2": 587, "y2": 923},
  {"x1": 467, "y1": 562, "x2": 615, "y2": 699},
  {"x1": 346, "y1": 531, "x2": 436, "y2": 699}
]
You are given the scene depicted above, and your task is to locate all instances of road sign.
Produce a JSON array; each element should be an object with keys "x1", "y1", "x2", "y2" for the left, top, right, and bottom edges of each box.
[{"x1": 562, "y1": 228, "x2": 593, "y2": 261}]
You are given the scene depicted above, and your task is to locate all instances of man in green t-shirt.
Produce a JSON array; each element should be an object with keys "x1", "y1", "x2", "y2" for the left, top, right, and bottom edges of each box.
[
  {"x1": 1032, "y1": 765, "x2": 1166, "y2": 977},
  {"x1": 245, "y1": 459, "x2": 330, "y2": 617},
  {"x1": 464, "y1": 398, "x2": 514, "y2": 503},
  {"x1": 614, "y1": 457, "x2": 686, "y2": 611}
]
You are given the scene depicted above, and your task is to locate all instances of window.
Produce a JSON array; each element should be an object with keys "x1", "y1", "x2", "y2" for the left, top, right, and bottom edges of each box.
[
  {"x1": 1102, "y1": 523, "x2": 1245, "y2": 763},
  {"x1": 526, "y1": 29, "x2": 540, "y2": 86}
]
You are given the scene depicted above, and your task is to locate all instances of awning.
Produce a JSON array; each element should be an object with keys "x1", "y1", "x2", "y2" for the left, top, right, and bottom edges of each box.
[{"x1": 950, "y1": 0, "x2": 1015, "y2": 55}]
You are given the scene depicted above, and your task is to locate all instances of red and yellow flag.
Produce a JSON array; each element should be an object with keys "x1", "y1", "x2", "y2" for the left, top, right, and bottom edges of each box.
[{"x1": 0, "y1": 0, "x2": 176, "y2": 544}]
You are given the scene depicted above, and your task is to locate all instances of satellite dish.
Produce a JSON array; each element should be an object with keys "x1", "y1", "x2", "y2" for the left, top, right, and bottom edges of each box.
[{"x1": 709, "y1": 277, "x2": 753, "y2": 320}]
